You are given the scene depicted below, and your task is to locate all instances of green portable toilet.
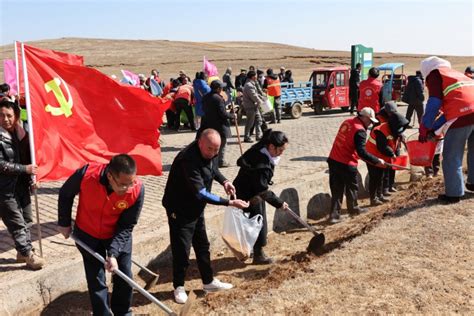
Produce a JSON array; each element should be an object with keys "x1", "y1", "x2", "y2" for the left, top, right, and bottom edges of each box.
[{"x1": 351, "y1": 44, "x2": 373, "y2": 80}]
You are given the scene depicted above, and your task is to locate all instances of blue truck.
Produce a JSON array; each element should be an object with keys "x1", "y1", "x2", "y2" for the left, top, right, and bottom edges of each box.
[{"x1": 280, "y1": 81, "x2": 313, "y2": 119}]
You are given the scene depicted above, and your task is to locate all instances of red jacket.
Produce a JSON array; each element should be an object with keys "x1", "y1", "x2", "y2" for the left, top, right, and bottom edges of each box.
[
  {"x1": 328, "y1": 117, "x2": 366, "y2": 166},
  {"x1": 366, "y1": 122, "x2": 397, "y2": 163},
  {"x1": 438, "y1": 67, "x2": 474, "y2": 121},
  {"x1": 75, "y1": 164, "x2": 142, "y2": 239},
  {"x1": 358, "y1": 78, "x2": 383, "y2": 113}
]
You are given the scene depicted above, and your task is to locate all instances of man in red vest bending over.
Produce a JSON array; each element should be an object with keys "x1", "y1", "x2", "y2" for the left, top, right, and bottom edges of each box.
[
  {"x1": 327, "y1": 107, "x2": 386, "y2": 224},
  {"x1": 358, "y1": 67, "x2": 384, "y2": 114},
  {"x1": 57, "y1": 154, "x2": 144, "y2": 316}
]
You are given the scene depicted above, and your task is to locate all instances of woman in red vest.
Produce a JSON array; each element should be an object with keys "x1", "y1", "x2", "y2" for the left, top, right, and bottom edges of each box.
[
  {"x1": 420, "y1": 56, "x2": 474, "y2": 203},
  {"x1": 366, "y1": 112, "x2": 409, "y2": 206}
]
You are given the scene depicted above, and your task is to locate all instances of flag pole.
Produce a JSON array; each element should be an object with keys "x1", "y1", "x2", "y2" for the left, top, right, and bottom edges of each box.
[
  {"x1": 21, "y1": 43, "x2": 43, "y2": 257},
  {"x1": 14, "y1": 41, "x2": 20, "y2": 97}
]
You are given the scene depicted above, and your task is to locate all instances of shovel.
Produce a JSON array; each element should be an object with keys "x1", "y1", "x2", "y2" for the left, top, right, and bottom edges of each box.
[
  {"x1": 284, "y1": 207, "x2": 325, "y2": 254},
  {"x1": 131, "y1": 259, "x2": 160, "y2": 290},
  {"x1": 385, "y1": 161, "x2": 411, "y2": 170},
  {"x1": 72, "y1": 235, "x2": 195, "y2": 316}
]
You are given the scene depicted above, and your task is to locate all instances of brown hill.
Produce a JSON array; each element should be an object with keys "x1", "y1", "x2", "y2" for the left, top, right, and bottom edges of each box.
[{"x1": 1, "y1": 38, "x2": 472, "y2": 82}]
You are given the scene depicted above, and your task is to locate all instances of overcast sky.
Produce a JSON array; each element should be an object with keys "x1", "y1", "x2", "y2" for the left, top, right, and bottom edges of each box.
[{"x1": 1, "y1": 0, "x2": 473, "y2": 56}]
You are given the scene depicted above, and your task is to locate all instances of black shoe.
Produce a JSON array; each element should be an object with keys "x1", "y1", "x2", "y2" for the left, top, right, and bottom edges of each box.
[
  {"x1": 277, "y1": 120, "x2": 281, "y2": 123},
  {"x1": 244, "y1": 137, "x2": 254, "y2": 143},
  {"x1": 270, "y1": 120, "x2": 276, "y2": 124},
  {"x1": 466, "y1": 183, "x2": 474, "y2": 192},
  {"x1": 406, "y1": 125, "x2": 414, "y2": 129},
  {"x1": 252, "y1": 249, "x2": 274, "y2": 265},
  {"x1": 255, "y1": 136, "x2": 262, "y2": 141},
  {"x1": 219, "y1": 161, "x2": 230, "y2": 168},
  {"x1": 349, "y1": 206, "x2": 368, "y2": 215},
  {"x1": 378, "y1": 195, "x2": 390, "y2": 202},
  {"x1": 438, "y1": 194, "x2": 461, "y2": 204},
  {"x1": 370, "y1": 198, "x2": 384, "y2": 206}
]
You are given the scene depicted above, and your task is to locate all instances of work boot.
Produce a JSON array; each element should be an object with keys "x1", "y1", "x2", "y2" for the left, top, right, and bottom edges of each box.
[
  {"x1": 244, "y1": 137, "x2": 253, "y2": 143},
  {"x1": 20, "y1": 252, "x2": 45, "y2": 270},
  {"x1": 349, "y1": 206, "x2": 368, "y2": 216},
  {"x1": 378, "y1": 195, "x2": 390, "y2": 203},
  {"x1": 252, "y1": 248, "x2": 274, "y2": 265},
  {"x1": 370, "y1": 198, "x2": 383, "y2": 206},
  {"x1": 329, "y1": 210, "x2": 341, "y2": 224}
]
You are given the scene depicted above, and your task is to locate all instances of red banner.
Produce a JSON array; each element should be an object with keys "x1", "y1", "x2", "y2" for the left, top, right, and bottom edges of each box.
[{"x1": 23, "y1": 44, "x2": 170, "y2": 181}]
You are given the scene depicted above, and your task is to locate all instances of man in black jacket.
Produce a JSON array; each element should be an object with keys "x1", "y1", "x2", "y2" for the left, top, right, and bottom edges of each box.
[
  {"x1": 403, "y1": 71, "x2": 425, "y2": 127},
  {"x1": 198, "y1": 80, "x2": 235, "y2": 167},
  {"x1": 163, "y1": 128, "x2": 249, "y2": 304},
  {"x1": 0, "y1": 100, "x2": 43, "y2": 270},
  {"x1": 349, "y1": 63, "x2": 361, "y2": 114}
]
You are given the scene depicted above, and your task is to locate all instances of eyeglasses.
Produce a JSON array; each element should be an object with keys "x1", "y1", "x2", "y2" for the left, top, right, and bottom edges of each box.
[{"x1": 110, "y1": 175, "x2": 134, "y2": 190}]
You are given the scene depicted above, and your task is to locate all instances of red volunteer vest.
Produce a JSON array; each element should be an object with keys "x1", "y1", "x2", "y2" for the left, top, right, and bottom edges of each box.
[
  {"x1": 366, "y1": 122, "x2": 397, "y2": 162},
  {"x1": 358, "y1": 78, "x2": 383, "y2": 113},
  {"x1": 266, "y1": 77, "x2": 281, "y2": 97},
  {"x1": 329, "y1": 117, "x2": 366, "y2": 166},
  {"x1": 174, "y1": 85, "x2": 193, "y2": 102},
  {"x1": 438, "y1": 67, "x2": 474, "y2": 121},
  {"x1": 75, "y1": 164, "x2": 142, "y2": 239}
]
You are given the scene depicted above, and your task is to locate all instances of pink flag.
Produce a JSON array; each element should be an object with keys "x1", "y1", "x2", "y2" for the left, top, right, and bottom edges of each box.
[
  {"x1": 3, "y1": 59, "x2": 18, "y2": 95},
  {"x1": 203, "y1": 56, "x2": 218, "y2": 77},
  {"x1": 121, "y1": 69, "x2": 140, "y2": 87}
]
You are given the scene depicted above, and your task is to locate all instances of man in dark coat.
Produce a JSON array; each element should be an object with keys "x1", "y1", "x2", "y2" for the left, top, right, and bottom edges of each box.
[
  {"x1": 198, "y1": 80, "x2": 235, "y2": 167},
  {"x1": 349, "y1": 63, "x2": 361, "y2": 114},
  {"x1": 403, "y1": 71, "x2": 425, "y2": 126}
]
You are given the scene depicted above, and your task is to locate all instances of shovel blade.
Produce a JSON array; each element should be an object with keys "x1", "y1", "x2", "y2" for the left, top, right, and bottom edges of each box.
[
  {"x1": 179, "y1": 290, "x2": 196, "y2": 316},
  {"x1": 307, "y1": 233, "x2": 325, "y2": 254}
]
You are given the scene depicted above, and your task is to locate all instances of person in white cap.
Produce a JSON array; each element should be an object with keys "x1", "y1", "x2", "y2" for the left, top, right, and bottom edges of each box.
[
  {"x1": 326, "y1": 107, "x2": 386, "y2": 223},
  {"x1": 419, "y1": 56, "x2": 474, "y2": 203}
]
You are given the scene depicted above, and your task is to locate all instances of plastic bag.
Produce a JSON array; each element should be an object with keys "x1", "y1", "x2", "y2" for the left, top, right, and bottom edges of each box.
[
  {"x1": 221, "y1": 206, "x2": 263, "y2": 261},
  {"x1": 260, "y1": 98, "x2": 273, "y2": 114}
]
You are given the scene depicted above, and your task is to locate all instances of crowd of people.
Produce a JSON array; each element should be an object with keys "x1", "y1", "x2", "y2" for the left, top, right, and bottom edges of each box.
[{"x1": 1, "y1": 56, "x2": 473, "y2": 313}]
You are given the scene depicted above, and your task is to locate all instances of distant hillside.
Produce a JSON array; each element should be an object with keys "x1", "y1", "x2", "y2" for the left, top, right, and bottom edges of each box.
[{"x1": 1, "y1": 38, "x2": 471, "y2": 82}]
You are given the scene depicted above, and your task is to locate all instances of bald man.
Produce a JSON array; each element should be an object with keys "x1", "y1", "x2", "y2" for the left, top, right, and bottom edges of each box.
[{"x1": 162, "y1": 128, "x2": 249, "y2": 304}]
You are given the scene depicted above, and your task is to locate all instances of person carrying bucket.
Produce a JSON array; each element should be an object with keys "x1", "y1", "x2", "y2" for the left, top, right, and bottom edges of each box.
[
  {"x1": 419, "y1": 56, "x2": 474, "y2": 203},
  {"x1": 366, "y1": 112, "x2": 409, "y2": 206}
]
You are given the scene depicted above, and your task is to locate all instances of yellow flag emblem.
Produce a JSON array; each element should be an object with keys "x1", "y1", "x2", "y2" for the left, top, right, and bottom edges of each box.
[{"x1": 44, "y1": 77, "x2": 73, "y2": 117}]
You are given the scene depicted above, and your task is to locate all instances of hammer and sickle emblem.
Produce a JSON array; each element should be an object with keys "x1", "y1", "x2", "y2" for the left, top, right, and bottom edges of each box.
[{"x1": 44, "y1": 77, "x2": 73, "y2": 117}]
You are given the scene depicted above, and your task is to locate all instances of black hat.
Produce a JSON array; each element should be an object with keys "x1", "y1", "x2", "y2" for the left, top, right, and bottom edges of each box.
[
  {"x1": 465, "y1": 66, "x2": 473, "y2": 74},
  {"x1": 210, "y1": 80, "x2": 226, "y2": 90}
]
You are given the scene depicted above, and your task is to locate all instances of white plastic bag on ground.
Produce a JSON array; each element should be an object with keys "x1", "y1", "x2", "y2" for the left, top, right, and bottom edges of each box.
[{"x1": 221, "y1": 206, "x2": 263, "y2": 261}]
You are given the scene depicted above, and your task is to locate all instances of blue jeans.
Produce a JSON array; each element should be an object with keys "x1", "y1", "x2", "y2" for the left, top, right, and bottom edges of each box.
[
  {"x1": 77, "y1": 242, "x2": 133, "y2": 316},
  {"x1": 442, "y1": 124, "x2": 474, "y2": 197}
]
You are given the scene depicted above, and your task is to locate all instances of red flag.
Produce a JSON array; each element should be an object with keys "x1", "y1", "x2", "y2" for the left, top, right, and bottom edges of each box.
[
  {"x1": 16, "y1": 42, "x2": 84, "y2": 96},
  {"x1": 23, "y1": 44, "x2": 170, "y2": 181}
]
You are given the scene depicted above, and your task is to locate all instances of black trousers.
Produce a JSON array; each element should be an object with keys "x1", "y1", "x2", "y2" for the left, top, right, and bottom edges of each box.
[
  {"x1": 367, "y1": 164, "x2": 385, "y2": 200},
  {"x1": 218, "y1": 135, "x2": 227, "y2": 165},
  {"x1": 76, "y1": 236, "x2": 133, "y2": 316},
  {"x1": 0, "y1": 195, "x2": 32, "y2": 256},
  {"x1": 245, "y1": 201, "x2": 268, "y2": 250},
  {"x1": 349, "y1": 89, "x2": 359, "y2": 113},
  {"x1": 328, "y1": 159, "x2": 359, "y2": 212},
  {"x1": 425, "y1": 153, "x2": 441, "y2": 176},
  {"x1": 405, "y1": 102, "x2": 424, "y2": 124},
  {"x1": 174, "y1": 99, "x2": 195, "y2": 130},
  {"x1": 383, "y1": 167, "x2": 396, "y2": 191},
  {"x1": 165, "y1": 110, "x2": 177, "y2": 129},
  {"x1": 168, "y1": 212, "x2": 213, "y2": 289}
]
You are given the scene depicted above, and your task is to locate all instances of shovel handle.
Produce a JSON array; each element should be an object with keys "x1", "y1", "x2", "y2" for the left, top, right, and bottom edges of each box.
[
  {"x1": 285, "y1": 207, "x2": 320, "y2": 236},
  {"x1": 71, "y1": 235, "x2": 176, "y2": 316}
]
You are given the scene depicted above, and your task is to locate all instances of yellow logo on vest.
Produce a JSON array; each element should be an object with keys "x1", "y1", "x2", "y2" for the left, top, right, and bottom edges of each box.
[
  {"x1": 114, "y1": 200, "x2": 129, "y2": 210},
  {"x1": 44, "y1": 77, "x2": 73, "y2": 117}
]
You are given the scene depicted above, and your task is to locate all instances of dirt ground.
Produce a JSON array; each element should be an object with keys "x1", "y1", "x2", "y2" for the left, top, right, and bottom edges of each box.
[
  {"x1": 1, "y1": 38, "x2": 472, "y2": 83},
  {"x1": 38, "y1": 173, "x2": 474, "y2": 315}
]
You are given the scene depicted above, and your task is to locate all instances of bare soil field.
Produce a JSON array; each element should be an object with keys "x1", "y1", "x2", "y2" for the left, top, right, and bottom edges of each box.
[
  {"x1": 39, "y1": 174, "x2": 474, "y2": 315},
  {"x1": 1, "y1": 38, "x2": 472, "y2": 83}
]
